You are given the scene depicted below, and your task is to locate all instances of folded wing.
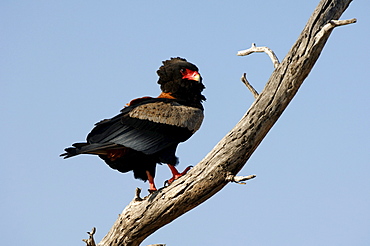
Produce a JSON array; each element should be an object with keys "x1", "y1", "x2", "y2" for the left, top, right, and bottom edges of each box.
[{"x1": 62, "y1": 98, "x2": 203, "y2": 158}]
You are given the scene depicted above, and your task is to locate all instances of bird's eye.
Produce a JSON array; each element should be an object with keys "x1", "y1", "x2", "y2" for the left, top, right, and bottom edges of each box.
[{"x1": 180, "y1": 68, "x2": 185, "y2": 74}]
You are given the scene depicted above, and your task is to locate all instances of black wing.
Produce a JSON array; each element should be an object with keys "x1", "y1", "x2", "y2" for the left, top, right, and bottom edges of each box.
[{"x1": 61, "y1": 98, "x2": 203, "y2": 158}]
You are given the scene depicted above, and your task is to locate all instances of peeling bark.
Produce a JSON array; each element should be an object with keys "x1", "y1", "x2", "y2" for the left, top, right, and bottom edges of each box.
[{"x1": 85, "y1": 1, "x2": 355, "y2": 245}]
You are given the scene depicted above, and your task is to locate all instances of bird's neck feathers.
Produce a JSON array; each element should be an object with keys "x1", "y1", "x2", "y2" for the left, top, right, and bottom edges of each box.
[
  {"x1": 159, "y1": 79, "x2": 205, "y2": 109},
  {"x1": 157, "y1": 92, "x2": 176, "y2": 100}
]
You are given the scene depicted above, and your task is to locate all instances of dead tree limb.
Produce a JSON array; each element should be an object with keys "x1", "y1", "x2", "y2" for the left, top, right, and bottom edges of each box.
[
  {"x1": 241, "y1": 73, "x2": 259, "y2": 99},
  {"x1": 82, "y1": 227, "x2": 97, "y2": 246},
  {"x1": 238, "y1": 43, "x2": 281, "y2": 98},
  {"x1": 93, "y1": 0, "x2": 355, "y2": 245},
  {"x1": 237, "y1": 43, "x2": 280, "y2": 68}
]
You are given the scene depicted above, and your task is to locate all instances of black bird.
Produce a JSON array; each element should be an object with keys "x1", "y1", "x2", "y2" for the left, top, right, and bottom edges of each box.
[{"x1": 60, "y1": 57, "x2": 205, "y2": 192}]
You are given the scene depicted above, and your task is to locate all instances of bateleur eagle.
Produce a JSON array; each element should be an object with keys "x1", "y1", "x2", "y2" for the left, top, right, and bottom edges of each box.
[{"x1": 60, "y1": 57, "x2": 205, "y2": 192}]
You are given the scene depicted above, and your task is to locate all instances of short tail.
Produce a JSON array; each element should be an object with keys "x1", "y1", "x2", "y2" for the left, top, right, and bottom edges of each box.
[{"x1": 60, "y1": 142, "x2": 119, "y2": 159}]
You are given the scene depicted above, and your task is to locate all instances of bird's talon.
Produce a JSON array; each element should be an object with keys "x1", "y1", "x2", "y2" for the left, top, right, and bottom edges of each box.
[{"x1": 164, "y1": 165, "x2": 193, "y2": 187}]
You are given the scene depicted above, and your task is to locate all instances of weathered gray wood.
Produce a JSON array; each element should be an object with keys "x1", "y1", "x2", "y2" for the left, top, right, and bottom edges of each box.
[
  {"x1": 83, "y1": 227, "x2": 97, "y2": 246},
  {"x1": 93, "y1": 1, "x2": 354, "y2": 245}
]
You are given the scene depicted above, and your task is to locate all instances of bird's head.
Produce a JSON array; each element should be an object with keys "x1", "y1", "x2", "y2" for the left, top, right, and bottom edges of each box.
[{"x1": 157, "y1": 57, "x2": 206, "y2": 105}]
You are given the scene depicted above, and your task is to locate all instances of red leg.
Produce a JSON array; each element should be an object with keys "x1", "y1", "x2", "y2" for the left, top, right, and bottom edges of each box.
[
  {"x1": 166, "y1": 164, "x2": 192, "y2": 185},
  {"x1": 146, "y1": 171, "x2": 157, "y2": 192}
]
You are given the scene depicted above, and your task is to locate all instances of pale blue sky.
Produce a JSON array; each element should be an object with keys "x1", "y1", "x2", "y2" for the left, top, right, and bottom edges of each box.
[{"x1": 1, "y1": 1, "x2": 369, "y2": 245}]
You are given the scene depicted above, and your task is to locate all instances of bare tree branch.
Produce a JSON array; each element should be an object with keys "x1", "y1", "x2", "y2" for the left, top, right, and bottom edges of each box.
[
  {"x1": 83, "y1": 227, "x2": 96, "y2": 246},
  {"x1": 241, "y1": 73, "x2": 259, "y2": 99},
  {"x1": 238, "y1": 44, "x2": 280, "y2": 98},
  {"x1": 226, "y1": 174, "x2": 257, "y2": 185},
  {"x1": 314, "y1": 18, "x2": 357, "y2": 44},
  {"x1": 237, "y1": 43, "x2": 280, "y2": 69},
  {"x1": 88, "y1": 1, "x2": 355, "y2": 245}
]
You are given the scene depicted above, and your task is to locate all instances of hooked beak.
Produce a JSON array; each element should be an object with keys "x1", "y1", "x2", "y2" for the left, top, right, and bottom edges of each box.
[{"x1": 181, "y1": 68, "x2": 201, "y2": 82}]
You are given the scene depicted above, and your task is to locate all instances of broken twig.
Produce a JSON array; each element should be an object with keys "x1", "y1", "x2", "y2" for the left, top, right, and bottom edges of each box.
[
  {"x1": 226, "y1": 174, "x2": 256, "y2": 185},
  {"x1": 237, "y1": 43, "x2": 280, "y2": 68},
  {"x1": 314, "y1": 18, "x2": 357, "y2": 45},
  {"x1": 134, "y1": 187, "x2": 143, "y2": 201},
  {"x1": 241, "y1": 73, "x2": 259, "y2": 99},
  {"x1": 82, "y1": 227, "x2": 96, "y2": 246}
]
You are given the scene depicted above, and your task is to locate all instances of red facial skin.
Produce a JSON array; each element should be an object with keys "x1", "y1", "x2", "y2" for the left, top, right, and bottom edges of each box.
[{"x1": 181, "y1": 68, "x2": 200, "y2": 81}]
